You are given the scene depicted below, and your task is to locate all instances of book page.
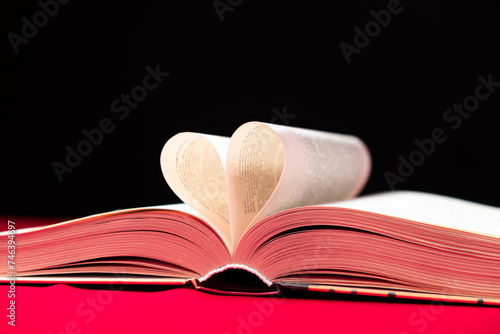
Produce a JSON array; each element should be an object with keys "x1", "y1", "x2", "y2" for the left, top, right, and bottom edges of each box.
[
  {"x1": 329, "y1": 191, "x2": 500, "y2": 237},
  {"x1": 226, "y1": 123, "x2": 285, "y2": 250},
  {"x1": 226, "y1": 122, "x2": 371, "y2": 250},
  {"x1": 160, "y1": 133, "x2": 231, "y2": 246},
  {"x1": 0, "y1": 203, "x2": 201, "y2": 237}
]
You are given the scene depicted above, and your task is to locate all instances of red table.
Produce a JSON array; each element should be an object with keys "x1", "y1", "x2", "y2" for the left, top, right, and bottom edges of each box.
[{"x1": 2, "y1": 216, "x2": 499, "y2": 334}]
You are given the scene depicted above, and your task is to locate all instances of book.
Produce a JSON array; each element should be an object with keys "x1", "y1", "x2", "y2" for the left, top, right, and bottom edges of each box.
[{"x1": 2, "y1": 121, "x2": 500, "y2": 305}]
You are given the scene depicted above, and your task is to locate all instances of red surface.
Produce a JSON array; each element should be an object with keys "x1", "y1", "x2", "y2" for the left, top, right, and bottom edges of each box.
[{"x1": 1, "y1": 216, "x2": 500, "y2": 334}]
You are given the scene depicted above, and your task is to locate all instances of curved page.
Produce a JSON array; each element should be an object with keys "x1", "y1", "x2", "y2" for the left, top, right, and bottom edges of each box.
[
  {"x1": 226, "y1": 121, "x2": 371, "y2": 250},
  {"x1": 160, "y1": 133, "x2": 231, "y2": 247}
]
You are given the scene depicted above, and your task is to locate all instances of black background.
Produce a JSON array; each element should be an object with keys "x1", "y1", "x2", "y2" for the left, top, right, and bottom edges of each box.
[{"x1": 3, "y1": 0, "x2": 500, "y2": 218}]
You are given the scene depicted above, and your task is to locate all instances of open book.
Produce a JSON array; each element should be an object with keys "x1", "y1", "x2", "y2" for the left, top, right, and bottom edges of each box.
[{"x1": 2, "y1": 122, "x2": 500, "y2": 304}]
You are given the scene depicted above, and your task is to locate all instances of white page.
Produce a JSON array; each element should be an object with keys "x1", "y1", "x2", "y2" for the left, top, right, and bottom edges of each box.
[{"x1": 328, "y1": 191, "x2": 500, "y2": 237}]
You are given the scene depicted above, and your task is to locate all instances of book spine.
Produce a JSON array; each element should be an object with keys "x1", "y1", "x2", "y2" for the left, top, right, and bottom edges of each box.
[{"x1": 198, "y1": 264, "x2": 273, "y2": 286}]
